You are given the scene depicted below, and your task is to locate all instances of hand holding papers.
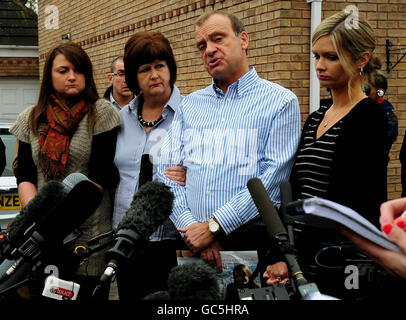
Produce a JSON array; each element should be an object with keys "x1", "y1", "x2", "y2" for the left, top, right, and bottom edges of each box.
[{"x1": 288, "y1": 197, "x2": 402, "y2": 253}]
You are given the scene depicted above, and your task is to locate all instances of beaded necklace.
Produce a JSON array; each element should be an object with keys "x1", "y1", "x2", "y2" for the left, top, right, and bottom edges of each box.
[{"x1": 137, "y1": 103, "x2": 163, "y2": 127}]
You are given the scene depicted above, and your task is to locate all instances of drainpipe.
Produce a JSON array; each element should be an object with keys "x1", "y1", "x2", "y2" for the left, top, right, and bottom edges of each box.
[{"x1": 307, "y1": 0, "x2": 322, "y2": 113}]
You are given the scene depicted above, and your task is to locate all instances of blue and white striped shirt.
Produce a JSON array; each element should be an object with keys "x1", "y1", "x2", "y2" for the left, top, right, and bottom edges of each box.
[{"x1": 157, "y1": 67, "x2": 301, "y2": 234}]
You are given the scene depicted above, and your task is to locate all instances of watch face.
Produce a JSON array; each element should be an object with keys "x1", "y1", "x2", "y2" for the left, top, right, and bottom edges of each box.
[{"x1": 209, "y1": 221, "x2": 219, "y2": 233}]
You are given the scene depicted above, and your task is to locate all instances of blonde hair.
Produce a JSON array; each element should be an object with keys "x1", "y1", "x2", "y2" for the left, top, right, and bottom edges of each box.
[{"x1": 312, "y1": 10, "x2": 377, "y2": 100}]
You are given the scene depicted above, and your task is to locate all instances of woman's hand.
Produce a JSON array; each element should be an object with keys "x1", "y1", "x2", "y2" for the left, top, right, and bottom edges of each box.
[
  {"x1": 18, "y1": 181, "x2": 37, "y2": 207},
  {"x1": 164, "y1": 166, "x2": 186, "y2": 186},
  {"x1": 379, "y1": 198, "x2": 406, "y2": 229},
  {"x1": 339, "y1": 225, "x2": 406, "y2": 279},
  {"x1": 338, "y1": 197, "x2": 406, "y2": 279}
]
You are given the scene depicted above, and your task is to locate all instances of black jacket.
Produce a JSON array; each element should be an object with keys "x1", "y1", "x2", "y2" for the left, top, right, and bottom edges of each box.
[
  {"x1": 0, "y1": 137, "x2": 5, "y2": 176},
  {"x1": 290, "y1": 98, "x2": 388, "y2": 227},
  {"x1": 103, "y1": 85, "x2": 113, "y2": 100}
]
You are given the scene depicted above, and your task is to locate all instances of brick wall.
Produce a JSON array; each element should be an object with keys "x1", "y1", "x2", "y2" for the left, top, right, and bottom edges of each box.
[
  {"x1": 0, "y1": 57, "x2": 39, "y2": 77},
  {"x1": 37, "y1": 0, "x2": 406, "y2": 200}
]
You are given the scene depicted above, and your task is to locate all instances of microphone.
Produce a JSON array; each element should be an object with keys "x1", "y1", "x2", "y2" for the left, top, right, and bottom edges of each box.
[
  {"x1": 3, "y1": 173, "x2": 89, "y2": 263},
  {"x1": 279, "y1": 181, "x2": 295, "y2": 247},
  {"x1": 0, "y1": 174, "x2": 103, "y2": 286},
  {"x1": 7, "y1": 173, "x2": 88, "y2": 245},
  {"x1": 138, "y1": 154, "x2": 153, "y2": 188},
  {"x1": 167, "y1": 262, "x2": 221, "y2": 300},
  {"x1": 5, "y1": 181, "x2": 68, "y2": 260},
  {"x1": 247, "y1": 177, "x2": 320, "y2": 299},
  {"x1": 94, "y1": 181, "x2": 174, "y2": 295},
  {"x1": 143, "y1": 262, "x2": 221, "y2": 300}
]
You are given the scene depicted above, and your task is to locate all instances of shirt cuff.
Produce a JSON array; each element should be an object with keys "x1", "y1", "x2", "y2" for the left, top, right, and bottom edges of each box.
[
  {"x1": 172, "y1": 209, "x2": 198, "y2": 231},
  {"x1": 213, "y1": 202, "x2": 242, "y2": 235}
]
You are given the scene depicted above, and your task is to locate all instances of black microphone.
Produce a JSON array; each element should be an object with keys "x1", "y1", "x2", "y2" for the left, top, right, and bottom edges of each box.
[
  {"x1": 138, "y1": 154, "x2": 153, "y2": 188},
  {"x1": 279, "y1": 181, "x2": 295, "y2": 247},
  {"x1": 0, "y1": 175, "x2": 102, "y2": 285},
  {"x1": 247, "y1": 177, "x2": 320, "y2": 299},
  {"x1": 7, "y1": 173, "x2": 88, "y2": 246},
  {"x1": 167, "y1": 262, "x2": 221, "y2": 300},
  {"x1": 143, "y1": 262, "x2": 221, "y2": 300},
  {"x1": 3, "y1": 181, "x2": 68, "y2": 262},
  {"x1": 0, "y1": 174, "x2": 88, "y2": 295},
  {"x1": 94, "y1": 181, "x2": 174, "y2": 295},
  {"x1": 0, "y1": 174, "x2": 87, "y2": 269}
]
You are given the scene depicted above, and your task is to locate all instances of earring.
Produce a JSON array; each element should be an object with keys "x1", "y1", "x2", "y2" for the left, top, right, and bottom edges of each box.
[
  {"x1": 359, "y1": 67, "x2": 364, "y2": 76},
  {"x1": 377, "y1": 89, "x2": 384, "y2": 97}
]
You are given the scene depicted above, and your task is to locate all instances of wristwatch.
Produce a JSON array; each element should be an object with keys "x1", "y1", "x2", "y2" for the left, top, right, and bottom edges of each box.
[{"x1": 208, "y1": 218, "x2": 223, "y2": 238}]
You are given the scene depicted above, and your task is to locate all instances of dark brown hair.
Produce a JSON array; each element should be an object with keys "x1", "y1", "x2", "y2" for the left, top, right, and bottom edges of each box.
[
  {"x1": 124, "y1": 32, "x2": 177, "y2": 95},
  {"x1": 30, "y1": 41, "x2": 99, "y2": 135}
]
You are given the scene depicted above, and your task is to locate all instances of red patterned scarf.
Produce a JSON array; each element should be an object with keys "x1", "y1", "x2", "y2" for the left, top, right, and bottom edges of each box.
[{"x1": 38, "y1": 95, "x2": 89, "y2": 179}]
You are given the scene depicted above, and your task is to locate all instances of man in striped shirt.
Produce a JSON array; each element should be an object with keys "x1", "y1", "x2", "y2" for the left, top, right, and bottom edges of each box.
[{"x1": 158, "y1": 11, "x2": 301, "y2": 271}]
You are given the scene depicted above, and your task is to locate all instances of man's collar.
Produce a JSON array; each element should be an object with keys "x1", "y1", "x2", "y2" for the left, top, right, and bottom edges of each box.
[
  {"x1": 211, "y1": 66, "x2": 258, "y2": 97},
  {"x1": 110, "y1": 92, "x2": 135, "y2": 110}
]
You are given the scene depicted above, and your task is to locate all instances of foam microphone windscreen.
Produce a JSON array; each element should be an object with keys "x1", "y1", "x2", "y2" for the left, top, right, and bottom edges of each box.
[
  {"x1": 7, "y1": 181, "x2": 68, "y2": 244},
  {"x1": 117, "y1": 181, "x2": 174, "y2": 239},
  {"x1": 167, "y1": 262, "x2": 221, "y2": 300}
]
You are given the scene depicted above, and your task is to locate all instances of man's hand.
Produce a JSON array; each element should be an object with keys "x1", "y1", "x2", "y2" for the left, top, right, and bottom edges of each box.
[
  {"x1": 200, "y1": 240, "x2": 223, "y2": 272},
  {"x1": 263, "y1": 262, "x2": 290, "y2": 285},
  {"x1": 178, "y1": 222, "x2": 214, "y2": 254}
]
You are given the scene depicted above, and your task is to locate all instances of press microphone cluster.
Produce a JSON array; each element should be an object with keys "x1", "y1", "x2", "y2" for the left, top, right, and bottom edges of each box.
[
  {"x1": 0, "y1": 181, "x2": 69, "y2": 264},
  {"x1": 93, "y1": 181, "x2": 174, "y2": 297},
  {"x1": 0, "y1": 173, "x2": 103, "y2": 288},
  {"x1": 247, "y1": 177, "x2": 321, "y2": 300}
]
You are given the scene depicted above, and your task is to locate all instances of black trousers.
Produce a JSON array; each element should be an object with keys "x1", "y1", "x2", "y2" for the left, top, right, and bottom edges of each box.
[{"x1": 116, "y1": 239, "x2": 183, "y2": 300}]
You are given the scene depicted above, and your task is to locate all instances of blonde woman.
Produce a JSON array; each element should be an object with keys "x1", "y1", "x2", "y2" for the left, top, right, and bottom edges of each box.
[
  {"x1": 265, "y1": 10, "x2": 388, "y2": 299},
  {"x1": 290, "y1": 10, "x2": 387, "y2": 224}
]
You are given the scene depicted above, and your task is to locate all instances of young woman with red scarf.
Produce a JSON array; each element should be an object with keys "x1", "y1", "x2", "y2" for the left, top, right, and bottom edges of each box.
[{"x1": 10, "y1": 42, "x2": 120, "y2": 300}]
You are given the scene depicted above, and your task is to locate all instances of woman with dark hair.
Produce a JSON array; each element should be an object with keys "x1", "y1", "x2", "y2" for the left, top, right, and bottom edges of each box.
[
  {"x1": 113, "y1": 31, "x2": 185, "y2": 300},
  {"x1": 365, "y1": 59, "x2": 398, "y2": 154},
  {"x1": 10, "y1": 41, "x2": 120, "y2": 299}
]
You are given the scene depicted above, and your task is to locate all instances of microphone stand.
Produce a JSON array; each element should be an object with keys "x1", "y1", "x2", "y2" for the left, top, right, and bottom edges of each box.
[
  {"x1": 246, "y1": 179, "x2": 321, "y2": 300},
  {"x1": 71, "y1": 230, "x2": 115, "y2": 260},
  {"x1": 278, "y1": 182, "x2": 321, "y2": 299}
]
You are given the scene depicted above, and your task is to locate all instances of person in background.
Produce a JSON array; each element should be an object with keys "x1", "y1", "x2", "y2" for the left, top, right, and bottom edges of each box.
[
  {"x1": 265, "y1": 10, "x2": 388, "y2": 299},
  {"x1": 364, "y1": 61, "x2": 398, "y2": 155},
  {"x1": 9, "y1": 41, "x2": 120, "y2": 300},
  {"x1": 103, "y1": 56, "x2": 135, "y2": 111},
  {"x1": 113, "y1": 31, "x2": 186, "y2": 300}
]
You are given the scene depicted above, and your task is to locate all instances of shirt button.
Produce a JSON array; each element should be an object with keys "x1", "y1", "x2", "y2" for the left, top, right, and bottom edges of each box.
[
  {"x1": 206, "y1": 191, "x2": 211, "y2": 195},
  {"x1": 210, "y1": 166, "x2": 214, "y2": 170},
  {"x1": 221, "y1": 118, "x2": 226, "y2": 122},
  {"x1": 227, "y1": 98, "x2": 231, "y2": 101}
]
